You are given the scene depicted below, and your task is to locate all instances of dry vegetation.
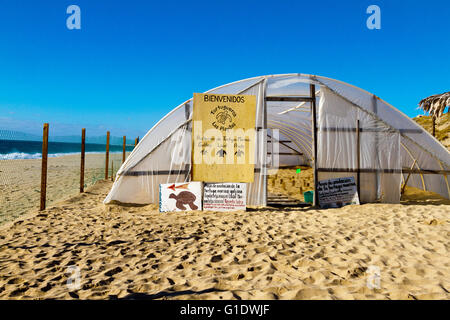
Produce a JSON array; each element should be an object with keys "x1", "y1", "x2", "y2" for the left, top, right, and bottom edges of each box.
[{"x1": 413, "y1": 113, "x2": 450, "y2": 150}]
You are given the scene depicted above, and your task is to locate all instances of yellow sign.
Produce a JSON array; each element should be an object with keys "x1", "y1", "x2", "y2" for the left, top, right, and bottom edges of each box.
[{"x1": 192, "y1": 93, "x2": 256, "y2": 183}]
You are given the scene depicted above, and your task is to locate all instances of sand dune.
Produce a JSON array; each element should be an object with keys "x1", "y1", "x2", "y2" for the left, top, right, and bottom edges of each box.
[{"x1": 0, "y1": 177, "x2": 448, "y2": 300}]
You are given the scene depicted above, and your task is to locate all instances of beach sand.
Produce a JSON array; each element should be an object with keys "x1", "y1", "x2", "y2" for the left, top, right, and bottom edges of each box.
[
  {"x1": 0, "y1": 153, "x2": 124, "y2": 225},
  {"x1": 268, "y1": 166, "x2": 315, "y2": 202},
  {"x1": 0, "y1": 169, "x2": 449, "y2": 300}
]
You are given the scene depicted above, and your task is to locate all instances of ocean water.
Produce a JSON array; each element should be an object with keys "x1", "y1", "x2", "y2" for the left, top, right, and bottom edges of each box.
[{"x1": 0, "y1": 139, "x2": 134, "y2": 160}]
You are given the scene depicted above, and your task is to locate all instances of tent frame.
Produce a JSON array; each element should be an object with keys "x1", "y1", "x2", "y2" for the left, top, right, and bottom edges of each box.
[
  {"x1": 264, "y1": 84, "x2": 319, "y2": 205},
  {"x1": 108, "y1": 74, "x2": 450, "y2": 206}
]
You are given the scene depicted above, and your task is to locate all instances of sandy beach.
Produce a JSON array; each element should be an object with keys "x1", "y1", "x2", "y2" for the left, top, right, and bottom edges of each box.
[
  {"x1": 0, "y1": 153, "x2": 125, "y2": 225},
  {"x1": 0, "y1": 167, "x2": 449, "y2": 299},
  {"x1": 2, "y1": 0, "x2": 450, "y2": 304}
]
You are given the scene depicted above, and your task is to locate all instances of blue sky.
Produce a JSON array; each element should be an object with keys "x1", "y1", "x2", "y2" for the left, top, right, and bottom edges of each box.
[{"x1": 0, "y1": 0, "x2": 449, "y2": 139}]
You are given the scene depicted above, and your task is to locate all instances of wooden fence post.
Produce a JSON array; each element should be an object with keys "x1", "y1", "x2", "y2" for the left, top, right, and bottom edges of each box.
[
  {"x1": 105, "y1": 131, "x2": 110, "y2": 180},
  {"x1": 432, "y1": 116, "x2": 436, "y2": 137},
  {"x1": 40, "y1": 123, "x2": 49, "y2": 211},
  {"x1": 80, "y1": 128, "x2": 86, "y2": 193},
  {"x1": 134, "y1": 136, "x2": 139, "y2": 147},
  {"x1": 122, "y1": 135, "x2": 126, "y2": 163},
  {"x1": 111, "y1": 160, "x2": 114, "y2": 182}
]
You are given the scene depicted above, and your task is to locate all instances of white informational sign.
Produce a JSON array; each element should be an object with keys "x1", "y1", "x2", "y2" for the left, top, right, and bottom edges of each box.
[
  {"x1": 159, "y1": 182, "x2": 203, "y2": 212},
  {"x1": 203, "y1": 183, "x2": 247, "y2": 212},
  {"x1": 317, "y1": 177, "x2": 360, "y2": 209}
]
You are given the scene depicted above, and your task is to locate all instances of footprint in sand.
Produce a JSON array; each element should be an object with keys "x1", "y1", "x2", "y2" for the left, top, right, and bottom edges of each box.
[{"x1": 211, "y1": 254, "x2": 223, "y2": 263}]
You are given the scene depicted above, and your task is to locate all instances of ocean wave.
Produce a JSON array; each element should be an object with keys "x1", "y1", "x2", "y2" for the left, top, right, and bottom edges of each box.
[
  {"x1": 0, "y1": 152, "x2": 43, "y2": 160},
  {"x1": 0, "y1": 151, "x2": 122, "y2": 160}
]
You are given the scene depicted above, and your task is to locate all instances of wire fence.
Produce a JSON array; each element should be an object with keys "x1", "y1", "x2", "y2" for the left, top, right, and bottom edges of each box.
[{"x1": 0, "y1": 127, "x2": 136, "y2": 225}]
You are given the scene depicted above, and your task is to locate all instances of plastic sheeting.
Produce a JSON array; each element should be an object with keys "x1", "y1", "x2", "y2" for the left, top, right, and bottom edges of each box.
[
  {"x1": 314, "y1": 76, "x2": 449, "y2": 199},
  {"x1": 104, "y1": 124, "x2": 192, "y2": 204},
  {"x1": 317, "y1": 87, "x2": 401, "y2": 203},
  {"x1": 105, "y1": 73, "x2": 450, "y2": 205}
]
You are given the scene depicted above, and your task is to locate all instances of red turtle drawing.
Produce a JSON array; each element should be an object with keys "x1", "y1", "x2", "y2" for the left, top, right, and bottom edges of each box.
[
  {"x1": 169, "y1": 191, "x2": 198, "y2": 210},
  {"x1": 159, "y1": 181, "x2": 202, "y2": 212}
]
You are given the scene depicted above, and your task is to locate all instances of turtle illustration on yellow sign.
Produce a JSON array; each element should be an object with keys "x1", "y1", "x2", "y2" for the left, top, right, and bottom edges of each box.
[
  {"x1": 211, "y1": 106, "x2": 236, "y2": 130},
  {"x1": 192, "y1": 93, "x2": 256, "y2": 183}
]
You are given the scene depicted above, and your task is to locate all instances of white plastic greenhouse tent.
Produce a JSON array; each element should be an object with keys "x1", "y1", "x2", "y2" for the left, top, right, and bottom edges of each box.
[{"x1": 104, "y1": 74, "x2": 450, "y2": 206}]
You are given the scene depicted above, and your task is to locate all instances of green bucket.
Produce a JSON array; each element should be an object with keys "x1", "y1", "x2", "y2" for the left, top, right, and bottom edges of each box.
[{"x1": 303, "y1": 191, "x2": 314, "y2": 204}]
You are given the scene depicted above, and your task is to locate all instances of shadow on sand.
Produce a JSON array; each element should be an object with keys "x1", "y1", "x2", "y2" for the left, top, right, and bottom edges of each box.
[{"x1": 114, "y1": 287, "x2": 225, "y2": 300}]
